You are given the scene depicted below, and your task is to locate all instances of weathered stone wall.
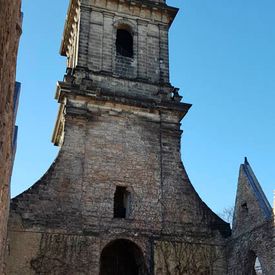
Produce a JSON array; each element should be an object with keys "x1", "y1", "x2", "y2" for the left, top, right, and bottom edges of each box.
[
  {"x1": 227, "y1": 221, "x2": 274, "y2": 275},
  {"x1": 8, "y1": 96, "x2": 228, "y2": 232},
  {"x1": 155, "y1": 240, "x2": 227, "y2": 274},
  {"x1": 9, "y1": 101, "x2": 163, "y2": 231},
  {"x1": 5, "y1": 0, "x2": 273, "y2": 273},
  {"x1": 5, "y1": 0, "x2": 231, "y2": 274},
  {"x1": 232, "y1": 164, "x2": 271, "y2": 235},
  {"x1": 6, "y1": 95, "x2": 229, "y2": 274},
  {"x1": 228, "y1": 161, "x2": 275, "y2": 274},
  {"x1": 0, "y1": 0, "x2": 21, "y2": 272},
  {"x1": 6, "y1": 230, "x2": 151, "y2": 275}
]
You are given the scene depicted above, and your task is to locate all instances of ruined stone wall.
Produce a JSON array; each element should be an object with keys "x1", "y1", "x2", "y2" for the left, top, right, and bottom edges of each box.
[
  {"x1": 227, "y1": 162, "x2": 275, "y2": 274},
  {"x1": 154, "y1": 240, "x2": 227, "y2": 275},
  {"x1": 6, "y1": 230, "x2": 152, "y2": 275},
  {"x1": 9, "y1": 100, "x2": 163, "y2": 231},
  {"x1": 5, "y1": 1, "x2": 231, "y2": 273},
  {"x1": 0, "y1": 0, "x2": 21, "y2": 272},
  {"x1": 7, "y1": 98, "x2": 229, "y2": 236},
  {"x1": 6, "y1": 96, "x2": 230, "y2": 274},
  {"x1": 227, "y1": 221, "x2": 274, "y2": 275},
  {"x1": 232, "y1": 165, "x2": 271, "y2": 235}
]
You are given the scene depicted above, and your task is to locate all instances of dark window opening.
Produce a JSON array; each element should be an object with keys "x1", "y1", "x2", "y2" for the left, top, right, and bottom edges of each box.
[
  {"x1": 241, "y1": 202, "x2": 248, "y2": 212},
  {"x1": 116, "y1": 29, "x2": 133, "y2": 58},
  {"x1": 114, "y1": 186, "x2": 130, "y2": 218}
]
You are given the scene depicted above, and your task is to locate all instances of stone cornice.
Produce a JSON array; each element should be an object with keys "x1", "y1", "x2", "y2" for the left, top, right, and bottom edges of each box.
[
  {"x1": 52, "y1": 79, "x2": 191, "y2": 146},
  {"x1": 54, "y1": 80, "x2": 191, "y2": 122},
  {"x1": 60, "y1": 0, "x2": 80, "y2": 56}
]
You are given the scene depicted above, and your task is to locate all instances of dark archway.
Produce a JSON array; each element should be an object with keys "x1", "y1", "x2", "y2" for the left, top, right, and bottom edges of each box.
[{"x1": 100, "y1": 239, "x2": 148, "y2": 275}]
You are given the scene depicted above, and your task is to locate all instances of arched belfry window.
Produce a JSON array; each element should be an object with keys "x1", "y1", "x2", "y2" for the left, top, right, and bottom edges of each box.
[{"x1": 116, "y1": 28, "x2": 133, "y2": 58}]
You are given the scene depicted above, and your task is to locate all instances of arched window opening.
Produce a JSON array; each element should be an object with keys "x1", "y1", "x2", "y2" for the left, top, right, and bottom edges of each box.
[
  {"x1": 245, "y1": 251, "x2": 263, "y2": 275},
  {"x1": 114, "y1": 186, "x2": 131, "y2": 218},
  {"x1": 241, "y1": 202, "x2": 248, "y2": 212},
  {"x1": 254, "y1": 257, "x2": 263, "y2": 274},
  {"x1": 100, "y1": 239, "x2": 148, "y2": 275},
  {"x1": 116, "y1": 29, "x2": 133, "y2": 58}
]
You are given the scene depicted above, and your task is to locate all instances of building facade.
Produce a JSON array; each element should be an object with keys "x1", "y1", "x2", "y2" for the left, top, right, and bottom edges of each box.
[
  {"x1": 0, "y1": 0, "x2": 22, "y2": 272},
  {"x1": 4, "y1": 0, "x2": 274, "y2": 274}
]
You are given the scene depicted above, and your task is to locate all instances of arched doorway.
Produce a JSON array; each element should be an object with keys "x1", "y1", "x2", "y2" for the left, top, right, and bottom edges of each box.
[{"x1": 100, "y1": 239, "x2": 148, "y2": 275}]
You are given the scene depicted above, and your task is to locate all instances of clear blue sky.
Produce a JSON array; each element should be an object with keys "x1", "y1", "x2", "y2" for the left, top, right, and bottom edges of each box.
[{"x1": 12, "y1": 0, "x2": 275, "y2": 215}]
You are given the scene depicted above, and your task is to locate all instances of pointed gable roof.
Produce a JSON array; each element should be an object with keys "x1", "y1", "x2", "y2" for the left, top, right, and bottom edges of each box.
[
  {"x1": 242, "y1": 157, "x2": 272, "y2": 220},
  {"x1": 232, "y1": 158, "x2": 272, "y2": 235}
]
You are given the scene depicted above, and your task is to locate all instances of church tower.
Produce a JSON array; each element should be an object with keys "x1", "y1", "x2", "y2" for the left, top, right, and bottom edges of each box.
[
  {"x1": 6, "y1": 0, "x2": 231, "y2": 274},
  {"x1": 53, "y1": 0, "x2": 183, "y2": 148}
]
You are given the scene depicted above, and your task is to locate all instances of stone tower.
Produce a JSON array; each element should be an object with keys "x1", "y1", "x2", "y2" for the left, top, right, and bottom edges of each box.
[{"x1": 5, "y1": 0, "x2": 232, "y2": 274}]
